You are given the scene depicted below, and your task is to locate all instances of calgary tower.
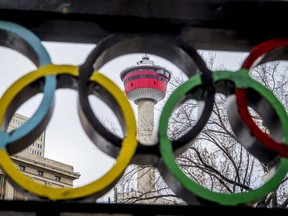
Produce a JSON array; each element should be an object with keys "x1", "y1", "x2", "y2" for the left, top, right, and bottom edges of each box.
[
  {"x1": 120, "y1": 54, "x2": 171, "y2": 144},
  {"x1": 120, "y1": 54, "x2": 171, "y2": 200}
]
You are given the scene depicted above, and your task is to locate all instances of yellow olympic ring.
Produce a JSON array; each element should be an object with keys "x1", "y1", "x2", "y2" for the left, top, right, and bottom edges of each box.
[{"x1": 0, "y1": 64, "x2": 137, "y2": 200}]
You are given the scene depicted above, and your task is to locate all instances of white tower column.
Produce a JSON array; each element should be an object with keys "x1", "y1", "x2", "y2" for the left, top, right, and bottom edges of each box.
[
  {"x1": 137, "y1": 99, "x2": 156, "y2": 199},
  {"x1": 137, "y1": 99, "x2": 154, "y2": 145}
]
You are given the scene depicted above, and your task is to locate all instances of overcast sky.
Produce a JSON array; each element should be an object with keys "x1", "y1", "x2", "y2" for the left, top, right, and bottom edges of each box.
[{"x1": 0, "y1": 41, "x2": 248, "y2": 200}]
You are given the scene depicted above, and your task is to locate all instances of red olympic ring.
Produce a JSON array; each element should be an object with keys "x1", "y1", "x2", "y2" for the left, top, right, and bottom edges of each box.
[{"x1": 239, "y1": 38, "x2": 288, "y2": 157}]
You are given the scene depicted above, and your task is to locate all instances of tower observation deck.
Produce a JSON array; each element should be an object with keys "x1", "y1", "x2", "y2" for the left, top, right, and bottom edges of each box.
[{"x1": 120, "y1": 55, "x2": 171, "y2": 104}]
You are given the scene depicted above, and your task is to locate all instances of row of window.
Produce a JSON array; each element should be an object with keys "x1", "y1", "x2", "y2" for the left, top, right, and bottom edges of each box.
[
  {"x1": 18, "y1": 165, "x2": 61, "y2": 182},
  {"x1": 25, "y1": 148, "x2": 43, "y2": 156},
  {"x1": 31, "y1": 143, "x2": 43, "y2": 149},
  {"x1": 155, "y1": 69, "x2": 171, "y2": 79},
  {"x1": 124, "y1": 74, "x2": 169, "y2": 84},
  {"x1": 10, "y1": 118, "x2": 24, "y2": 126},
  {"x1": 124, "y1": 68, "x2": 171, "y2": 79},
  {"x1": 8, "y1": 119, "x2": 44, "y2": 142},
  {"x1": 0, "y1": 171, "x2": 63, "y2": 200}
]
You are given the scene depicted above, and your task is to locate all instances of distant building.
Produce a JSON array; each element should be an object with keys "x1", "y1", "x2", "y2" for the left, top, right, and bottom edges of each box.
[
  {"x1": 0, "y1": 113, "x2": 80, "y2": 200},
  {"x1": 7, "y1": 113, "x2": 45, "y2": 157}
]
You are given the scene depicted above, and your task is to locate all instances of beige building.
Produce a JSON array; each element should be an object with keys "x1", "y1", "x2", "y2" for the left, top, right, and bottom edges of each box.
[
  {"x1": 7, "y1": 113, "x2": 46, "y2": 157},
  {"x1": 0, "y1": 113, "x2": 80, "y2": 200}
]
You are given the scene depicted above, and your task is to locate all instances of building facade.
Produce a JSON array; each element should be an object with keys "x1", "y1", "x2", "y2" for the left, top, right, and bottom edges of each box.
[
  {"x1": 7, "y1": 113, "x2": 46, "y2": 157},
  {"x1": 0, "y1": 113, "x2": 80, "y2": 200}
]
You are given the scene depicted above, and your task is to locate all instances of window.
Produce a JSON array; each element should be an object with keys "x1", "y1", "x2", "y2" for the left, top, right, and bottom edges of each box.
[
  {"x1": 37, "y1": 170, "x2": 43, "y2": 176},
  {"x1": 165, "y1": 71, "x2": 170, "y2": 78},
  {"x1": 19, "y1": 165, "x2": 25, "y2": 171},
  {"x1": 55, "y1": 176, "x2": 61, "y2": 182},
  {"x1": 156, "y1": 69, "x2": 164, "y2": 75}
]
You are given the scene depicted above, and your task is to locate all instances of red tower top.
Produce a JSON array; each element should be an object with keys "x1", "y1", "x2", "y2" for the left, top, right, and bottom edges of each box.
[{"x1": 120, "y1": 55, "x2": 171, "y2": 104}]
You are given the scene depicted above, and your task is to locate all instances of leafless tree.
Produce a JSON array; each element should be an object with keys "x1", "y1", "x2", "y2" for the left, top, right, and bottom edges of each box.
[{"x1": 109, "y1": 52, "x2": 288, "y2": 207}]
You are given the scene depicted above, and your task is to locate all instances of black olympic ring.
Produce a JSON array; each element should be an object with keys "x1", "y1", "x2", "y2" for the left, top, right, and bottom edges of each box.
[{"x1": 79, "y1": 33, "x2": 215, "y2": 165}]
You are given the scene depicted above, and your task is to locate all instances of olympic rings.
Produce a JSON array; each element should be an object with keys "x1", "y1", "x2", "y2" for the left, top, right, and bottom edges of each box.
[
  {"x1": 79, "y1": 33, "x2": 215, "y2": 165},
  {"x1": 0, "y1": 21, "x2": 56, "y2": 155},
  {"x1": 0, "y1": 64, "x2": 137, "y2": 200},
  {"x1": 158, "y1": 70, "x2": 288, "y2": 205},
  {"x1": 1, "y1": 20, "x2": 288, "y2": 205}
]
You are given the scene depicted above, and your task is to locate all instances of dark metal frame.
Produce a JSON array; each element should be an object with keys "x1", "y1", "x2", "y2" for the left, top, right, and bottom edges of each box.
[
  {"x1": 1, "y1": 0, "x2": 288, "y2": 51},
  {"x1": 0, "y1": 200, "x2": 286, "y2": 216}
]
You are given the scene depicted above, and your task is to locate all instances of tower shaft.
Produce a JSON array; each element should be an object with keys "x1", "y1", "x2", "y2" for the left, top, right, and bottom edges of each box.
[
  {"x1": 137, "y1": 99, "x2": 154, "y2": 145},
  {"x1": 137, "y1": 99, "x2": 155, "y2": 197}
]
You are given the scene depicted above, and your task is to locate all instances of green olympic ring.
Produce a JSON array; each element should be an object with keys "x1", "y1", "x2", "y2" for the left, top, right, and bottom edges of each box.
[{"x1": 158, "y1": 69, "x2": 288, "y2": 206}]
